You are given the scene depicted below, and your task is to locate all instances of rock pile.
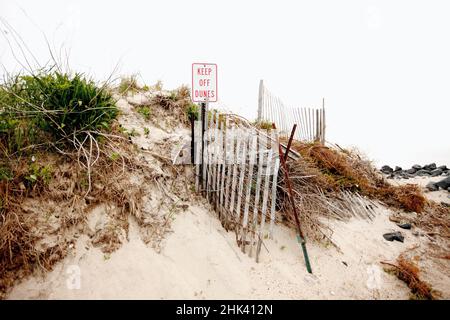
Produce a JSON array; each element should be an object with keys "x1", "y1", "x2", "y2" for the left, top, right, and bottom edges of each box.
[
  {"x1": 380, "y1": 163, "x2": 450, "y2": 193},
  {"x1": 426, "y1": 176, "x2": 450, "y2": 192},
  {"x1": 380, "y1": 163, "x2": 449, "y2": 179}
]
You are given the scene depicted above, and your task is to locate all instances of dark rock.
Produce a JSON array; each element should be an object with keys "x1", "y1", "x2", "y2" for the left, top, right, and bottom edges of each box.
[
  {"x1": 397, "y1": 223, "x2": 412, "y2": 230},
  {"x1": 437, "y1": 165, "x2": 448, "y2": 171},
  {"x1": 423, "y1": 163, "x2": 437, "y2": 171},
  {"x1": 416, "y1": 169, "x2": 431, "y2": 176},
  {"x1": 412, "y1": 164, "x2": 422, "y2": 170},
  {"x1": 435, "y1": 176, "x2": 450, "y2": 190},
  {"x1": 381, "y1": 165, "x2": 394, "y2": 174},
  {"x1": 394, "y1": 166, "x2": 402, "y2": 172},
  {"x1": 430, "y1": 169, "x2": 443, "y2": 177},
  {"x1": 426, "y1": 182, "x2": 438, "y2": 191},
  {"x1": 383, "y1": 232, "x2": 404, "y2": 243},
  {"x1": 406, "y1": 168, "x2": 417, "y2": 174}
]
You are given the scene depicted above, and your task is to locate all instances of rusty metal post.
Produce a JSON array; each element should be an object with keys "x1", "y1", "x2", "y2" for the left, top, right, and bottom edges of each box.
[
  {"x1": 274, "y1": 123, "x2": 312, "y2": 273},
  {"x1": 284, "y1": 124, "x2": 297, "y2": 162}
]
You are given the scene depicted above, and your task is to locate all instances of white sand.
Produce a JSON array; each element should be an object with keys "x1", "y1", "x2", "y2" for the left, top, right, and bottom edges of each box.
[
  {"x1": 8, "y1": 202, "x2": 416, "y2": 300},
  {"x1": 6, "y1": 94, "x2": 448, "y2": 300}
]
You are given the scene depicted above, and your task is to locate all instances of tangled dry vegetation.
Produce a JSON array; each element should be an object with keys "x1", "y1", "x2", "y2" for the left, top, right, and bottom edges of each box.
[
  {"x1": 0, "y1": 122, "x2": 154, "y2": 298},
  {"x1": 0, "y1": 66, "x2": 195, "y2": 298},
  {"x1": 123, "y1": 79, "x2": 197, "y2": 129},
  {"x1": 381, "y1": 254, "x2": 438, "y2": 300},
  {"x1": 289, "y1": 141, "x2": 427, "y2": 212},
  {"x1": 277, "y1": 140, "x2": 448, "y2": 245}
]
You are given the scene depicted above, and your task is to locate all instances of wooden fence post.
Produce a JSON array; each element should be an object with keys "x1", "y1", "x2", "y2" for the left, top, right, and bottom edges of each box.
[{"x1": 257, "y1": 80, "x2": 264, "y2": 121}]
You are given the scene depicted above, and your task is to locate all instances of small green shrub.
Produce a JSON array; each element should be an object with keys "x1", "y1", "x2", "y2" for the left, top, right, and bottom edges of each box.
[
  {"x1": 253, "y1": 120, "x2": 272, "y2": 130},
  {"x1": 186, "y1": 103, "x2": 199, "y2": 121},
  {"x1": 118, "y1": 75, "x2": 141, "y2": 95},
  {"x1": 109, "y1": 152, "x2": 120, "y2": 161},
  {"x1": 0, "y1": 71, "x2": 118, "y2": 153},
  {"x1": 153, "y1": 80, "x2": 163, "y2": 91},
  {"x1": 129, "y1": 128, "x2": 140, "y2": 137},
  {"x1": 0, "y1": 166, "x2": 13, "y2": 181},
  {"x1": 144, "y1": 127, "x2": 150, "y2": 136},
  {"x1": 25, "y1": 163, "x2": 52, "y2": 186},
  {"x1": 137, "y1": 106, "x2": 151, "y2": 120},
  {"x1": 176, "y1": 85, "x2": 190, "y2": 100},
  {"x1": 169, "y1": 91, "x2": 177, "y2": 101}
]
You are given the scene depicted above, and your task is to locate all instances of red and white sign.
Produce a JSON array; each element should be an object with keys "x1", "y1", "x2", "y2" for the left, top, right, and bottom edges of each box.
[{"x1": 192, "y1": 63, "x2": 217, "y2": 102}]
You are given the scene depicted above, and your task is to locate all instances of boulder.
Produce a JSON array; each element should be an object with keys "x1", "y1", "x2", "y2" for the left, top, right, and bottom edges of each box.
[
  {"x1": 437, "y1": 165, "x2": 448, "y2": 171},
  {"x1": 430, "y1": 169, "x2": 443, "y2": 177},
  {"x1": 381, "y1": 165, "x2": 394, "y2": 174},
  {"x1": 403, "y1": 172, "x2": 415, "y2": 178},
  {"x1": 397, "y1": 223, "x2": 412, "y2": 230},
  {"x1": 412, "y1": 164, "x2": 422, "y2": 170},
  {"x1": 423, "y1": 163, "x2": 437, "y2": 171},
  {"x1": 394, "y1": 166, "x2": 402, "y2": 172},
  {"x1": 426, "y1": 182, "x2": 439, "y2": 191},
  {"x1": 383, "y1": 232, "x2": 404, "y2": 243},
  {"x1": 416, "y1": 169, "x2": 431, "y2": 176},
  {"x1": 435, "y1": 176, "x2": 450, "y2": 190},
  {"x1": 406, "y1": 168, "x2": 417, "y2": 174}
]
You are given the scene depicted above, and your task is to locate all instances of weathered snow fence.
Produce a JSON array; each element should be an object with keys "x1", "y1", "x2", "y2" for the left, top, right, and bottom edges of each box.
[
  {"x1": 194, "y1": 111, "x2": 280, "y2": 262},
  {"x1": 257, "y1": 80, "x2": 326, "y2": 144}
]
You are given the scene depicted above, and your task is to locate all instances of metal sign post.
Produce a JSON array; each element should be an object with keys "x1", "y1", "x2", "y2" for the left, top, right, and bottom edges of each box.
[
  {"x1": 192, "y1": 63, "x2": 217, "y2": 192},
  {"x1": 200, "y1": 101, "x2": 207, "y2": 192}
]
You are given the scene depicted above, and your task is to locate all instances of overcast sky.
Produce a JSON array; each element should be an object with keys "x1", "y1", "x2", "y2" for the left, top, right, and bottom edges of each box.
[{"x1": 1, "y1": 0, "x2": 449, "y2": 168}]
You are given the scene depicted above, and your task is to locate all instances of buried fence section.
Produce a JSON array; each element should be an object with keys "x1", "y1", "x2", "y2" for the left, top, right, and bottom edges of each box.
[
  {"x1": 194, "y1": 114, "x2": 280, "y2": 262},
  {"x1": 257, "y1": 80, "x2": 326, "y2": 144}
]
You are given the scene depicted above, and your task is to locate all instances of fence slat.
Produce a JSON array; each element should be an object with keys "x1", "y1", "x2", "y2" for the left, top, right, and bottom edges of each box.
[
  {"x1": 241, "y1": 128, "x2": 257, "y2": 253},
  {"x1": 218, "y1": 118, "x2": 228, "y2": 219},
  {"x1": 322, "y1": 107, "x2": 326, "y2": 144},
  {"x1": 235, "y1": 132, "x2": 248, "y2": 221},
  {"x1": 250, "y1": 131, "x2": 266, "y2": 257},
  {"x1": 223, "y1": 125, "x2": 234, "y2": 221},
  {"x1": 206, "y1": 113, "x2": 214, "y2": 201},
  {"x1": 195, "y1": 120, "x2": 201, "y2": 191},
  {"x1": 229, "y1": 132, "x2": 241, "y2": 217},
  {"x1": 256, "y1": 148, "x2": 273, "y2": 262},
  {"x1": 304, "y1": 108, "x2": 309, "y2": 141},
  {"x1": 316, "y1": 109, "x2": 319, "y2": 141},
  {"x1": 269, "y1": 130, "x2": 280, "y2": 238}
]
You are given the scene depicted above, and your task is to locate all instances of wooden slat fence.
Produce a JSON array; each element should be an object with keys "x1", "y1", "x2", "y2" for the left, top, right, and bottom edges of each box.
[
  {"x1": 257, "y1": 80, "x2": 326, "y2": 144},
  {"x1": 193, "y1": 110, "x2": 280, "y2": 262}
]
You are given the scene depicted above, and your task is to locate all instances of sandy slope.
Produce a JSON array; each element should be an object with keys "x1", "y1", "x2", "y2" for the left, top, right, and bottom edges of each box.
[
  {"x1": 8, "y1": 201, "x2": 414, "y2": 300},
  {"x1": 6, "y1": 93, "x2": 448, "y2": 300}
]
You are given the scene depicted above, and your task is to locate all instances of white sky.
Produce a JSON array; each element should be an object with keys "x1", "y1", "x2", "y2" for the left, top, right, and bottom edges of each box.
[{"x1": 1, "y1": 0, "x2": 449, "y2": 168}]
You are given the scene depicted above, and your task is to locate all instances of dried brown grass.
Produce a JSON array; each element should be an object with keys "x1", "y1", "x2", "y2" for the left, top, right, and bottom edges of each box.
[
  {"x1": 288, "y1": 141, "x2": 428, "y2": 213},
  {"x1": 273, "y1": 140, "x2": 434, "y2": 245},
  {"x1": 382, "y1": 254, "x2": 438, "y2": 300},
  {"x1": 0, "y1": 128, "x2": 150, "y2": 298}
]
